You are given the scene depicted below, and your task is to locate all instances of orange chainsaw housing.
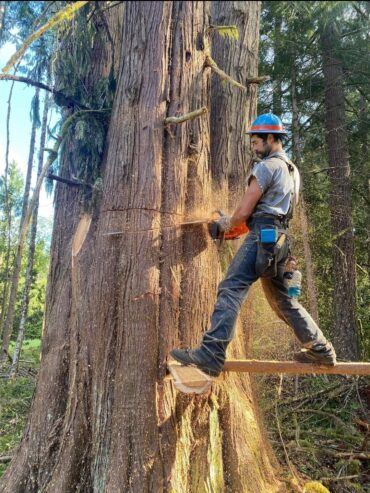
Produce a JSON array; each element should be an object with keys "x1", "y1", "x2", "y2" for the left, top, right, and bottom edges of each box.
[{"x1": 224, "y1": 222, "x2": 249, "y2": 240}]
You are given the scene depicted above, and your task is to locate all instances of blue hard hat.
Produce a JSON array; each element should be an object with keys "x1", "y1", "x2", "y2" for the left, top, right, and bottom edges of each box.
[{"x1": 246, "y1": 113, "x2": 287, "y2": 135}]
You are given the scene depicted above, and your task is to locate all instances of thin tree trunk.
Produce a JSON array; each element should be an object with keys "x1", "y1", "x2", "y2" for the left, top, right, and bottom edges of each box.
[
  {"x1": 291, "y1": 61, "x2": 320, "y2": 324},
  {"x1": 10, "y1": 93, "x2": 49, "y2": 376},
  {"x1": 1, "y1": 87, "x2": 40, "y2": 358},
  {"x1": 1, "y1": 3, "x2": 280, "y2": 492},
  {"x1": 321, "y1": 25, "x2": 359, "y2": 360},
  {"x1": 0, "y1": 1, "x2": 6, "y2": 43},
  {"x1": 0, "y1": 80, "x2": 16, "y2": 336},
  {"x1": 272, "y1": 14, "x2": 283, "y2": 116}
]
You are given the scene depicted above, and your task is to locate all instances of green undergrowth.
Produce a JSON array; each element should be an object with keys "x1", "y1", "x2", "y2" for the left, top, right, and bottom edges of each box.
[
  {"x1": 255, "y1": 373, "x2": 370, "y2": 493},
  {"x1": 8, "y1": 338, "x2": 41, "y2": 368},
  {"x1": 0, "y1": 339, "x2": 40, "y2": 478}
]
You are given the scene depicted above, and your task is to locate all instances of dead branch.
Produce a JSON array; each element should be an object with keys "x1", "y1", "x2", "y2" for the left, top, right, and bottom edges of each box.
[
  {"x1": 164, "y1": 106, "x2": 207, "y2": 125},
  {"x1": 0, "y1": 456, "x2": 12, "y2": 464},
  {"x1": 205, "y1": 55, "x2": 269, "y2": 88},
  {"x1": 47, "y1": 173, "x2": 92, "y2": 188},
  {"x1": 0, "y1": 75, "x2": 88, "y2": 109},
  {"x1": 267, "y1": 382, "x2": 345, "y2": 410},
  {"x1": 325, "y1": 450, "x2": 370, "y2": 460},
  {"x1": 320, "y1": 474, "x2": 359, "y2": 482}
]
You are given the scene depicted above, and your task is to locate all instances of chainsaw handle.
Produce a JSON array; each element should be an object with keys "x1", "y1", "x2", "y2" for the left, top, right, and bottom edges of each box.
[{"x1": 209, "y1": 211, "x2": 249, "y2": 241}]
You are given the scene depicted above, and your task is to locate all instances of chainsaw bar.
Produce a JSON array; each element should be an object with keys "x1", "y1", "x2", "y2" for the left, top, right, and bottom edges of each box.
[{"x1": 102, "y1": 217, "x2": 211, "y2": 236}]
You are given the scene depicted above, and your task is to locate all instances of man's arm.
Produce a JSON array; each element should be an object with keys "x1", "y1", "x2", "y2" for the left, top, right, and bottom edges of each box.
[{"x1": 229, "y1": 177, "x2": 263, "y2": 229}]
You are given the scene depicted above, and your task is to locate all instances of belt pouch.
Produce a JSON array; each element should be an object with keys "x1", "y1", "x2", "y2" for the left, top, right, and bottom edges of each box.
[{"x1": 256, "y1": 226, "x2": 278, "y2": 278}]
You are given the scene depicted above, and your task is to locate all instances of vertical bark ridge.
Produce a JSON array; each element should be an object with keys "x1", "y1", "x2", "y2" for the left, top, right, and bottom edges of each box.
[{"x1": 210, "y1": 2, "x2": 278, "y2": 492}]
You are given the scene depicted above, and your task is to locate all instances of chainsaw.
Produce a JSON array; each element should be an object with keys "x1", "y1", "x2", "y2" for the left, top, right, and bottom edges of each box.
[
  {"x1": 103, "y1": 211, "x2": 249, "y2": 239},
  {"x1": 181, "y1": 210, "x2": 249, "y2": 241}
]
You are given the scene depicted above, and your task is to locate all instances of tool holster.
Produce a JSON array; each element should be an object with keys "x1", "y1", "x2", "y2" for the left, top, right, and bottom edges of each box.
[{"x1": 255, "y1": 225, "x2": 288, "y2": 278}]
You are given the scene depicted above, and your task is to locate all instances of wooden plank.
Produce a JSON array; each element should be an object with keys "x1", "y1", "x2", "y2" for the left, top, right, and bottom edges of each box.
[
  {"x1": 223, "y1": 360, "x2": 370, "y2": 376},
  {"x1": 168, "y1": 362, "x2": 213, "y2": 394}
]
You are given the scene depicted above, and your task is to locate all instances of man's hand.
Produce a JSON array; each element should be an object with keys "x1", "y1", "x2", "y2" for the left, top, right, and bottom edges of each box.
[{"x1": 216, "y1": 215, "x2": 232, "y2": 232}]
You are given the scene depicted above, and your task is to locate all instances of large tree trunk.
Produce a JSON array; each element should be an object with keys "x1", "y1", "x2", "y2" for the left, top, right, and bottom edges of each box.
[
  {"x1": 321, "y1": 26, "x2": 359, "y2": 360},
  {"x1": 1, "y1": 3, "x2": 280, "y2": 492},
  {"x1": 1, "y1": 87, "x2": 40, "y2": 357}
]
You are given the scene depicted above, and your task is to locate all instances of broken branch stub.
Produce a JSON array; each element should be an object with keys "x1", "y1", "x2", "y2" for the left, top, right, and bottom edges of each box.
[
  {"x1": 164, "y1": 106, "x2": 208, "y2": 125},
  {"x1": 205, "y1": 55, "x2": 270, "y2": 89}
]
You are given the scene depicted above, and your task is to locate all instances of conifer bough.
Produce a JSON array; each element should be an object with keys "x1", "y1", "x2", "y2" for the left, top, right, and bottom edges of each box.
[{"x1": 2, "y1": 1, "x2": 89, "y2": 74}]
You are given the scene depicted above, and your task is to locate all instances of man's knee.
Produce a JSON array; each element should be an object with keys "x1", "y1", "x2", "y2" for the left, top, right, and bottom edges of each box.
[{"x1": 216, "y1": 285, "x2": 245, "y2": 312}]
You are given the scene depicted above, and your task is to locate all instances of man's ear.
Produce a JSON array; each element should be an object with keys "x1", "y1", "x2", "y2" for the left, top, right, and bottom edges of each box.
[{"x1": 266, "y1": 133, "x2": 273, "y2": 146}]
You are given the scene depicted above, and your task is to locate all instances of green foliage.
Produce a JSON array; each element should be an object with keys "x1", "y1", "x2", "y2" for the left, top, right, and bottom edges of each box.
[
  {"x1": 0, "y1": 340, "x2": 40, "y2": 478},
  {"x1": 0, "y1": 161, "x2": 50, "y2": 343},
  {"x1": 3, "y1": 2, "x2": 114, "y2": 209},
  {"x1": 8, "y1": 338, "x2": 41, "y2": 367},
  {"x1": 2, "y1": 1, "x2": 89, "y2": 73},
  {"x1": 13, "y1": 234, "x2": 50, "y2": 341},
  {"x1": 44, "y1": 3, "x2": 115, "y2": 209}
]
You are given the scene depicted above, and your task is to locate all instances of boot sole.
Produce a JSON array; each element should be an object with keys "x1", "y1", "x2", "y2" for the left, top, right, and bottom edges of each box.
[{"x1": 294, "y1": 355, "x2": 337, "y2": 366}]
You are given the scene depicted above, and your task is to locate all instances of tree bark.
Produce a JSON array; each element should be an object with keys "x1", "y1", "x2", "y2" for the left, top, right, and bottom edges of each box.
[
  {"x1": 321, "y1": 25, "x2": 359, "y2": 360},
  {"x1": 1, "y1": 3, "x2": 280, "y2": 492},
  {"x1": 0, "y1": 1, "x2": 6, "y2": 44},
  {"x1": 291, "y1": 62, "x2": 320, "y2": 325},
  {"x1": 1, "y1": 87, "x2": 40, "y2": 358},
  {"x1": 272, "y1": 14, "x2": 283, "y2": 116},
  {"x1": 10, "y1": 93, "x2": 50, "y2": 376}
]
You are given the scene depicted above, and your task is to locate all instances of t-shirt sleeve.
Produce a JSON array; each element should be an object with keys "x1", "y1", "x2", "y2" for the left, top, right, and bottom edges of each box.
[{"x1": 251, "y1": 161, "x2": 273, "y2": 193}]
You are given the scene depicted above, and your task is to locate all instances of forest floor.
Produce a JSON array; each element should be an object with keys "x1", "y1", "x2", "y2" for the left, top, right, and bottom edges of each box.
[
  {"x1": 250, "y1": 282, "x2": 370, "y2": 493},
  {"x1": 0, "y1": 307, "x2": 369, "y2": 493}
]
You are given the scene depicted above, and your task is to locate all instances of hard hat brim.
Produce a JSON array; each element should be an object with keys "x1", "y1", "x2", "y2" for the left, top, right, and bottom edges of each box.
[
  {"x1": 245, "y1": 129, "x2": 288, "y2": 135},
  {"x1": 246, "y1": 129, "x2": 288, "y2": 135}
]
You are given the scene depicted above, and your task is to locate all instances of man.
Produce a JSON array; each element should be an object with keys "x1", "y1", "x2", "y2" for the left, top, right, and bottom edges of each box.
[{"x1": 170, "y1": 113, "x2": 336, "y2": 377}]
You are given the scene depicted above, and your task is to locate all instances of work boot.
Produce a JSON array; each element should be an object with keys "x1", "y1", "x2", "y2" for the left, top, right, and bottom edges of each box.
[
  {"x1": 170, "y1": 347, "x2": 222, "y2": 377},
  {"x1": 294, "y1": 342, "x2": 337, "y2": 366}
]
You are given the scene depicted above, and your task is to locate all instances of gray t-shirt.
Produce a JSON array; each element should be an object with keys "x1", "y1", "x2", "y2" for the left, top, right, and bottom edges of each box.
[{"x1": 249, "y1": 151, "x2": 300, "y2": 217}]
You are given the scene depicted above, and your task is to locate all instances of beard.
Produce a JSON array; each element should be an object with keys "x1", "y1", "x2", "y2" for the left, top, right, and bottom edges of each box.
[{"x1": 255, "y1": 142, "x2": 271, "y2": 159}]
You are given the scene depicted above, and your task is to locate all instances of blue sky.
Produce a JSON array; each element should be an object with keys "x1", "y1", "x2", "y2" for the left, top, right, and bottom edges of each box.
[{"x1": 0, "y1": 40, "x2": 56, "y2": 220}]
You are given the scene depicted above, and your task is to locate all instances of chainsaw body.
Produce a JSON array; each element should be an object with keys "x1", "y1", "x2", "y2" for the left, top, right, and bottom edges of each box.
[{"x1": 209, "y1": 211, "x2": 249, "y2": 241}]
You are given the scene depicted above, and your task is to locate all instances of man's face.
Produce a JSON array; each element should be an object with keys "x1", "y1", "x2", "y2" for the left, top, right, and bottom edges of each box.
[{"x1": 250, "y1": 134, "x2": 272, "y2": 159}]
